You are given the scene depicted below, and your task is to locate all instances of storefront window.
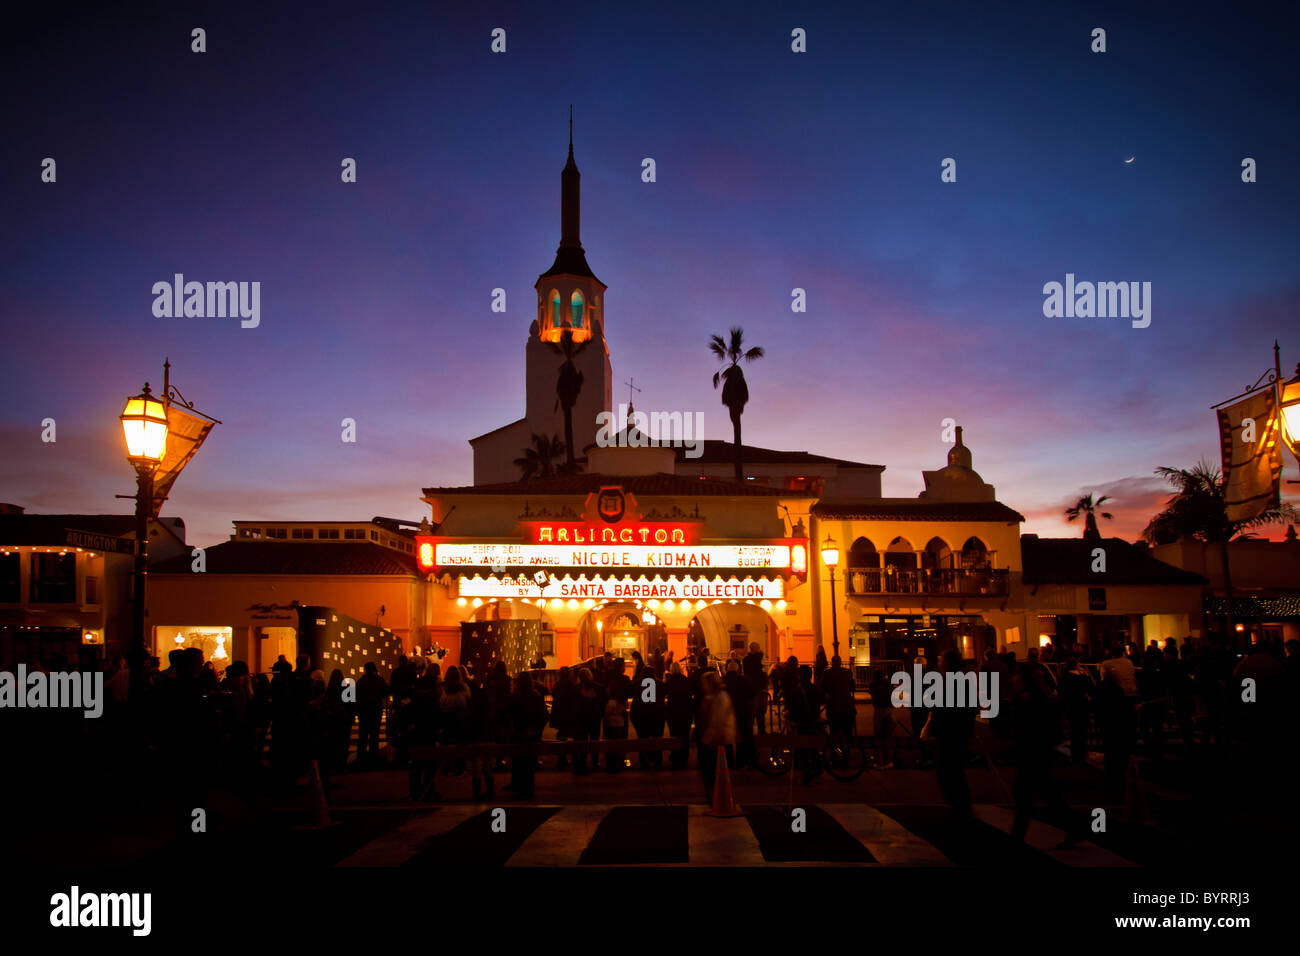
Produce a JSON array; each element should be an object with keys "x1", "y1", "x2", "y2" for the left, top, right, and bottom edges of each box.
[
  {"x1": 0, "y1": 553, "x2": 20, "y2": 602},
  {"x1": 30, "y1": 553, "x2": 76, "y2": 603},
  {"x1": 154, "y1": 626, "x2": 234, "y2": 667}
]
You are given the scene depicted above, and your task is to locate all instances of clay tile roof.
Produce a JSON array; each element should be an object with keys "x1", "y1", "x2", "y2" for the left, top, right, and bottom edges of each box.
[
  {"x1": 1020, "y1": 535, "x2": 1206, "y2": 586},
  {"x1": 151, "y1": 541, "x2": 418, "y2": 576},
  {"x1": 812, "y1": 500, "x2": 1026, "y2": 523},
  {"x1": 422, "y1": 473, "x2": 812, "y2": 498},
  {"x1": 662, "y1": 441, "x2": 882, "y2": 469}
]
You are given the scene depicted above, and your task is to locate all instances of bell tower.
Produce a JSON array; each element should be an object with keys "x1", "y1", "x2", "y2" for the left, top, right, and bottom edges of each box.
[
  {"x1": 470, "y1": 111, "x2": 614, "y2": 485},
  {"x1": 524, "y1": 108, "x2": 612, "y2": 454}
]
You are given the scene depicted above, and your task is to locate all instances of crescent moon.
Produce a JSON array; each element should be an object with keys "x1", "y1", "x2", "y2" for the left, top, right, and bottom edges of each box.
[{"x1": 1124, "y1": 156, "x2": 1135, "y2": 164}]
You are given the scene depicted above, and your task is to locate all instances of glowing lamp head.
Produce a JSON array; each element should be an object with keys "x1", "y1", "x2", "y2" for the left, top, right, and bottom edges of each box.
[
  {"x1": 120, "y1": 383, "x2": 169, "y2": 464},
  {"x1": 1281, "y1": 365, "x2": 1300, "y2": 454},
  {"x1": 820, "y1": 534, "x2": 839, "y2": 568}
]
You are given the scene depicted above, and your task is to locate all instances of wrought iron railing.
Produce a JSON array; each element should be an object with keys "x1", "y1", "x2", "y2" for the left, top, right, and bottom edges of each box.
[{"x1": 844, "y1": 566, "x2": 1010, "y2": 597}]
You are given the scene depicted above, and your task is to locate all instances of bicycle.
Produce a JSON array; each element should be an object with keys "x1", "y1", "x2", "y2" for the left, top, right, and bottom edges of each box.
[{"x1": 755, "y1": 701, "x2": 868, "y2": 781}]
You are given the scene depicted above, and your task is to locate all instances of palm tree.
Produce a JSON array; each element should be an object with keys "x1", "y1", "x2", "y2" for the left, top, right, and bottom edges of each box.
[
  {"x1": 1141, "y1": 461, "x2": 1297, "y2": 638},
  {"x1": 514, "y1": 433, "x2": 566, "y2": 479},
  {"x1": 1065, "y1": 493, "x2": 1113, "y2": 539},
  {"x1": 709, "y1": 327, "x2": 764, "y2": 481},
  {"x1": 547, "y1": 329, "x2": 588, "y2": 473}
]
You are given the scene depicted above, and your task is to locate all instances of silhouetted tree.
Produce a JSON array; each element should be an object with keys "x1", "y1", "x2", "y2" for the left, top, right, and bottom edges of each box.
[{"x1": 709, "y1": 327, "x2": 764, "y2": 481}]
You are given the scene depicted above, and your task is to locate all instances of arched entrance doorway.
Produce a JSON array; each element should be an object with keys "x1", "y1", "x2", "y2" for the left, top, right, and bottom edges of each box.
[
  {"x1": 686, "y1": 601, "x2": 780, "y2": 666},
  {"x1": 576, "y1": 602, "x2": 668, "y2": 663}
]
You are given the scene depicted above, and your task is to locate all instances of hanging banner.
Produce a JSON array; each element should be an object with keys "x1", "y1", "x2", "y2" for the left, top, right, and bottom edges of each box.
[{"x1": 1216, "y1": 387, "x2": 1282, "y2": 522}]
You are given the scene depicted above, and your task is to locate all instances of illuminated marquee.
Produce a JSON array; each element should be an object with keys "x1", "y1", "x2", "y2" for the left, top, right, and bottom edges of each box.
[
  {"x1": 431, "y1": 542, "x2": 791, "y2": 569},
  {"x1": 456, "y1": 574, "x2": 785, "y2": 601},
  {"x1": 518, "y1": 521, "x2": 698, "y2": 545}
]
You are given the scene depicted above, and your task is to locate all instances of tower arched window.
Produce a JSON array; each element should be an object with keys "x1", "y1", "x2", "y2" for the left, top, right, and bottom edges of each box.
[
  {"x1": 571, "y1": 290, "x2": 585, "y2": 329},
  {"x1": 551, "y1": 290, "x2": 564, "y2": 327}
]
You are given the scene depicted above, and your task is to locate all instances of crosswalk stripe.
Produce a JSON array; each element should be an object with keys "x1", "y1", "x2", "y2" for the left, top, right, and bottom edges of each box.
[
  {"x1": 337, "y1": 806, "x2": 484, "y2": 866},
  {"x1": 506, "y1": 806, "x2": 606, "y2": 867},
  {"x1": 687, "y1": 805, "x2": 766, "y2": 866},
  {"x1": 336, "y1": 802, "x2": 1139, "y2": 867},
  {"x1": 971, "y1": 806, "x2": 1136, "y2": 867},
  {"x1": 821, "y1": 805, "x2": 953, "y2": 866}
]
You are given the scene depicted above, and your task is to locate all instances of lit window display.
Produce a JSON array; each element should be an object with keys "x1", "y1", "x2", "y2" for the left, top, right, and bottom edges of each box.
[{"x1": 154, "y1": 626, "x2": 234, "y2": 666}]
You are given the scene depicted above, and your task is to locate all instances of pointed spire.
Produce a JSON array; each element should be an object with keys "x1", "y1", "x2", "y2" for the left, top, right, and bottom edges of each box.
[
  {"x1": 560, "y1": 107, "x2": 581, "y2": 250},
  {"x1": 538, "y1": 107, "x2": 599, "y2": 282}
]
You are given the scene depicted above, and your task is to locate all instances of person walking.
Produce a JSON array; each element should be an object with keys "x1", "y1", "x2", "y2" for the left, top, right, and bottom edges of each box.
[
  {"x1": 1009, "y1": 660, "x2": 1086, "y2": 847},
  {"x1": 929, "y1": 650, "x2": 976, "y2": 829},
  {"x1": 695, "y1": 671, "x2": 737, "y2": 802},
  {"x1": 723, "y1": 660, "x2": 756, "y2": 770},
  {"x1": 1097, "y1": 645, "x2": 1138, "y2": 798}
]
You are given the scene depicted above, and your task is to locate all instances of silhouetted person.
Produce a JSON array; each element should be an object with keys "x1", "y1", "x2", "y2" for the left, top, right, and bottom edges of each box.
[
  {"x1": 506, "y1": 673, "x2": 548, "y2": 798},
  {"x1": 356, "y1": 661, "x2": 388, "y2": 766},
  {"x1": 665, "y1": 662, "x2": 694, "y2": 770},
  {"x1": 1059, "y1": 656, "x2": 1095, "y2": 767},
  {"x1": 723, "y1": 660, "x2": 756, "y2": 769},
  {"x1": 814, "y1": 645, "x2": 829, "y2": 685},
  {"x1": 604, "y1": 658, "x2": 632, "y2": 772},
  {"x1": 405, "y1": 670, "x2": 442, "y2": 801},
  {"x1": 931, "y1": 650, "x2": 976, "y2": 829},
  {"x1": 823, "y1": 655, "x2": 856, "y2": 758},
  {"x1": 573, "y1": 668, "x2": 605, "y2": 774},
  {"x1": 870, "y1": 668, "x2": 896, "y2": 768},
  {"x1": 1009, "y1": 660, "x2": 1086, "y2": 847},
  {"x1": 1096, "y1": 645, "x2": 1137, "y2": 799},
  {"x1": 549, "y1": 666, "x2": 577, "y2": 769},
  {"x1": 695, "y1": 671, "x2": 736, "y2": 801},
  {"x1": 438, "y1": 666, "x2": 471, "y2": 777},
  {"x1": 467, "y1": 673, "x2": 495, "y2": 800}
]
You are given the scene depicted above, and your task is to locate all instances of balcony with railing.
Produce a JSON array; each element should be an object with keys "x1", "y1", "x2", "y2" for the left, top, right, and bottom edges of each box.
[{"x1": 844, "y1": 565, "x2": 1010, "y2": 597}]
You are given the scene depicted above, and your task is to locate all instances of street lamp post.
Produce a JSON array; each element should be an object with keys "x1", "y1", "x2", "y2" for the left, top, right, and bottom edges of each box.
[
  {"x1": 821, "y1": 533, "x2": 840, "y2": 659},
  {"x1": 120, "y1": 383, "x2": 169, "y2": 699}
]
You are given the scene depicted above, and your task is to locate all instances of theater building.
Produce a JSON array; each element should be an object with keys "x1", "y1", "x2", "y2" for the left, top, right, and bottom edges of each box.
[{"x1": 139, "y1": 127, "x2": 1212, "y2": 675}]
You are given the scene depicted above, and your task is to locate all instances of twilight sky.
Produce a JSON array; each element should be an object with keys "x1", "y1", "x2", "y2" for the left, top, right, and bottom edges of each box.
[{"x1": 2, "y1": 2, "x2": 1298, "y2": 548}]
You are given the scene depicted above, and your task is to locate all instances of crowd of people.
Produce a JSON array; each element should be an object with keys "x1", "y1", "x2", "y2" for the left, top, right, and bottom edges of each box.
[{"x1": 19, "y1": 630, "x2": 1294, "y2": 838}]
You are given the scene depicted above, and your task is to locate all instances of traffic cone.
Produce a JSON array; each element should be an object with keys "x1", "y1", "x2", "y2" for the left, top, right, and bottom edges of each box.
[
  {"x1": 705, "y1": 746, "x2": 743, "y2": 817},
  {"x1": 296, "y1": 760, "x2": 341, "y2": 830}
]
